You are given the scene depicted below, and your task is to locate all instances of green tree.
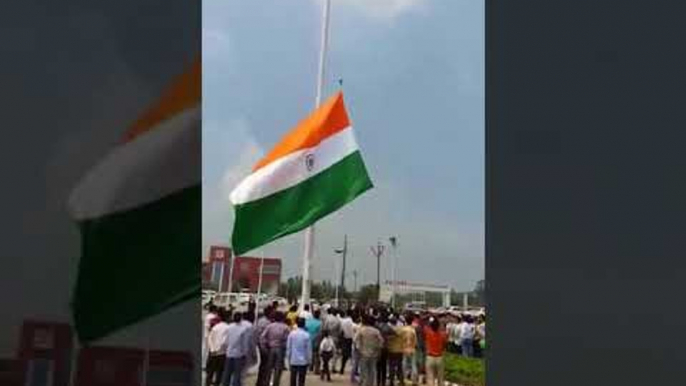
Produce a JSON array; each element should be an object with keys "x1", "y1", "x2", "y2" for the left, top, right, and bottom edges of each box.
[
  {"x1": 357, "y1": 284, "x2": 379, "y2": 305},
  {"x1": 473, "y1": 279, "x2": 485, "y2": 306}
]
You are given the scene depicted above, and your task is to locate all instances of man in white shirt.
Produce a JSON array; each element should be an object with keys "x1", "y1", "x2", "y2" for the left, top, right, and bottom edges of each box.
[
  {"x1": 204, "y1": 305, "x2": 219, "y2": 368},
  {"x1": 350, "y1": 315, "x2": 361, "y2": 383},
  {"x1": 300, "y1": 304, "x2": 314, "y2": 320},
  {"x1": 339, "y1": 310, "x2": 355, "y2": 374},
  {"x1": 447, "y1": 316, "x2": 462, "y2": 354},
  {"x1": 459, "y1": 315, "x2": 476, "y2": 358},
  {"x1": 322, "y1": 309, "x2": 342, "y2": 371},
  {"x1": 239, "y1": 313, "x2": 258, "y2": 384},
  {"x1": 206, "y1": 310, "x2": 230, "y2": 386}
]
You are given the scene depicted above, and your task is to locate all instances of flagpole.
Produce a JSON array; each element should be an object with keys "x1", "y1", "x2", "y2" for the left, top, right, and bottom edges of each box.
[
  {"x1": 227, "y1": 253, "x2": 235, "y2": 295},
  {"x1": 218, "y1": 255, "x2": 226, "y2": 292},
  {"x1": 142, "y1": 326, "x2": 151, "y2": 386},
  {"x1": 301, "y1": 0, "x2": 332, "y2": 311},
  {"x1": 255, "y1": 250, "x2": 265, "y2": 322}
]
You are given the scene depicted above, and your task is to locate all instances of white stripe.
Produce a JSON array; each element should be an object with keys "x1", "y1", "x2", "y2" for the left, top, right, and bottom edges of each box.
[
  {"x1": 229, "y1": 126, "x2": 359, "y2": 205},
  {"x1": 68, "y1": 106, "x2": 200, "y2": 220}
]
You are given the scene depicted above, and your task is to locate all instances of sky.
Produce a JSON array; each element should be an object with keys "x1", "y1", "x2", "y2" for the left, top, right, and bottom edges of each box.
[{"x1": 203, "y1": 0, "x2": 484, "y2": 292}]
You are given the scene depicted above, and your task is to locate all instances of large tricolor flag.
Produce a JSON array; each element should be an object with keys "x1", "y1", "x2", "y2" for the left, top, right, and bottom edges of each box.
[
  {"x1": 230, "y1": 91, "x2": 373, "y2": 255},
  {"x1": 68, "y1": 59, "x2": 201, "y2": 342}
]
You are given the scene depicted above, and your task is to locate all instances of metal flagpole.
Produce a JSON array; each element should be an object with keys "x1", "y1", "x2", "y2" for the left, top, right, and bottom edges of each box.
[
  {"x1": 334, "y1": 251, "x2": 339, "y2": 306},
  {"x1": 227, "y1": 253, "x2": 235, "y2": 295},
  {"x1": 255, "y1": 250, "x2": 265, "y2": 322},
  {"x1": 389, "y1": 237, "x2": 397, "y2": 309},
  {"x1": 218, "y1": 259, "x2": 225, "y2": 293},
  {"x1": 142, "y1": 325, "x2": 151, "y2": 386},
  {"x1": 67, "y1": 337, "x2": 78, "y2": 386},
  {"x1": 301, "y1": 0, "x2": 332, "y2": 311}
]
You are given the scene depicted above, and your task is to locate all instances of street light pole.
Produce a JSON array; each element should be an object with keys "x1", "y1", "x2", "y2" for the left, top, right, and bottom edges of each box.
[
  {"x1": 335, "y1": 234, "x2": 348, "y2": 301},
  {"x1": 370, "y1": 241, "x2": 385, "y2": 301},
  {"x1": 389, "y1": 236, "x2": 398, "y2": 309}
]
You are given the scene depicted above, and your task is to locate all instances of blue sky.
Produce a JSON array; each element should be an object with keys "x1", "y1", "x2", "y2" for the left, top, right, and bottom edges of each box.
[{"x1": 203, "y1": 0, "x2": 484, "y2": 292}]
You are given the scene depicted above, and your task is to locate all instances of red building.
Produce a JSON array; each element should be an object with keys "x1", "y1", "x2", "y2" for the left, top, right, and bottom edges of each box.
[
  {"x1": 75, "y1": 346, "x2": 193, "y2": 386},
  {"x1": 0, "y1": 358, "x2": 24, "y2": 386},
  {"x1": 17, "y1": 320, "x2": 73, "y2": 386},
  {"x1": 202, "y1": 246, "x2": 281, "y2": 294}
]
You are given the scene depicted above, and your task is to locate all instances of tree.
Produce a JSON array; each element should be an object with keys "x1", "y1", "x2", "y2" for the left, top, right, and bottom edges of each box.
[
  {"x1": 474, "y1": 279, "x2": 485, "y2": 306},
  {"x1": 357, "y1": 284, "x2": 379, "y2": 305}
]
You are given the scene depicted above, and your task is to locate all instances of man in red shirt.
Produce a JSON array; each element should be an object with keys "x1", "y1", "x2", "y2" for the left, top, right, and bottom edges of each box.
[{"x1": 423, "y1": 317, "x2": 448, "y2": 386}]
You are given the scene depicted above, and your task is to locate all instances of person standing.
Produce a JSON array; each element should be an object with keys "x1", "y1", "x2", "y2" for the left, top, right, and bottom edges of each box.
[
  {"x1": 475, "y1": 314, "x2": 486, "y2": 358},
  {"x1": 306, "y1": 309, "x2": 323, "y2": 374},
  {"x1": 221, "y1": 312, "x2": 250, "y2": 386},
  {"x1": 459, "y1": 315, "x2": 475, "y2": 358},
  {"x1": 205, "y1": 305, "x2": 220, "y2": 368},
  {"x1": 423, "y1": 318, "x2": 447, "y2": 386},
  {"x1": 399, "y1": 315, "x2": 418, "y2": 385},
  {"x1": 355, "y1": 315, "x2": 384, "y2": 386},
  {"x1": 376, "y1": 313, "x2": 395, "y2": 386},
  {"x1": 411, "y1": 315, "x2": 425, "y2": 385},
  {"x1": 339, "y1": 310, "x2": 355, "y2": 374},
  {"x1": 287, "y1": 318, "x2": 312, "y2": 386},
  {"x1": 386, "y1": 315, "x2": 405, "y2": 386},
  {"x1": 447, "y1": 316, "x2": 462, "y2": 355},
  {"x1": 300, "y1": 304, "x2": 314, "y2": 320},
  {"x1": 207, "y1": 310, "x2": 230, "y2": 386},
  {"x1": 319, "y1": 330, "x2": 337, "y2": 382},
  {"x1": 255, "y1": 307, "x2": 273, "y2": 386},
  {"x1": 286, "y1": 305, "x2": 300, "y2": 326},
  {"x1": 322, "y1": 308, "x2": 342, "y2": 371},
  {"x1": 350, "y1": 313, "x2": 362, "y2": 383},
  {"x1": 260, "y1": 311, "x2": 290, "y2": 386},
  {"x1": 240, "y1": 312, "x2": 258, "y2": 384}
]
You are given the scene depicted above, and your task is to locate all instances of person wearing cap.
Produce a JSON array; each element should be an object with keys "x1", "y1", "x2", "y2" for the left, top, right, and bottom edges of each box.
[{"x1": 423, "y1": 317, "x2": 447, "y2": 386}]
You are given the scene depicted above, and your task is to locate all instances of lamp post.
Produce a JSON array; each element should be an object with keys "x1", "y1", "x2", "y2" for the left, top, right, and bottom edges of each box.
[
  {"x1": 389, "y1": 236, "x2": 398, "y2": 309},
  {"x1": 335, "y1": 234, "x2": 348, "y2": 303},
  {"x1": 370, "y1": 241, "x2": 385, "y2": 301}
]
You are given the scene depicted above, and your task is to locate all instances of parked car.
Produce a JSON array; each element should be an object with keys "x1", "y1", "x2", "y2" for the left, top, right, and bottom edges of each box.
[{"x1": 403, "y1": 301, "x2": 427, "y2": 313}]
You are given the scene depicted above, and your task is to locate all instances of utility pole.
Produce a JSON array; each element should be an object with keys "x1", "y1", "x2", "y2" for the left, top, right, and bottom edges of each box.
[
  {"x1": 353, "y1": 270, "x2": 358, "y2": 293},
  {"x1": 389, "y1": 236, "x2": 398, "y2": 309},
  {"x1": 370, "y1": 241, "x2": 385, "y2": 298},
  {"x1": 335, "y1": 235, "x2": 348, "y2": 296}
]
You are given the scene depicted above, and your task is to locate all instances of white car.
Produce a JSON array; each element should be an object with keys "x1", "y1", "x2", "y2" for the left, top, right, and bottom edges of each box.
[{"x1": 213, "y1": 292, "x2": 239, "y2": 309}]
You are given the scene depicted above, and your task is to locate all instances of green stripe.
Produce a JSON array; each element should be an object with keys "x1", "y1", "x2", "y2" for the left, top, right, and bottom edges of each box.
[
  {"x1": 71, "y1": 185, "x2": 201, "y2": 343},
  {"x1": 231, "y1": 151, "x2": 373, "y2": 255}
]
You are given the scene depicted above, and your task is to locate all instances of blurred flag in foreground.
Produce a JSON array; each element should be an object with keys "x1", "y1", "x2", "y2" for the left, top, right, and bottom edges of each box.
[{"x1": 68, "y1": 59, "x2": 201, "y2": 342}]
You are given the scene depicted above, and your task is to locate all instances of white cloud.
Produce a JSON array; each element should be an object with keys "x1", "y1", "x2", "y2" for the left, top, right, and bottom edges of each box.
[
  {"x1": 326, "y1": 0, "x2": 427, "y2": 21},
  {"x1": 202, "y1": 119, "x2": 263, "y2": 257}
]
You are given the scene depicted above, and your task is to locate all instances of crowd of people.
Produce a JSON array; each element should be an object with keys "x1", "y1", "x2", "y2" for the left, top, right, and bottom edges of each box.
[{"x1": 204, "y1": 301, "x2": 486, "y2": 386}]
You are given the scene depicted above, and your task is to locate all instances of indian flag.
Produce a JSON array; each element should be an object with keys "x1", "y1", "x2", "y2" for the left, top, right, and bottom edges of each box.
[
  {"x1": 68, "y1": 59, "x2": 201, "y2": 342},
  {"x1": 230, "y1": 91, "x2": 373, "y2": 255}
]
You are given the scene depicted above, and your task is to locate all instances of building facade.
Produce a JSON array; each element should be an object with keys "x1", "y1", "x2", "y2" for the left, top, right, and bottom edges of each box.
[{"x1": 202, "y1": 245, "x2": 282, "y2": 294}]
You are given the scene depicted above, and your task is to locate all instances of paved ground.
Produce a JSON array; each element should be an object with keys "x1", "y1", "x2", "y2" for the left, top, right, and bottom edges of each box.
[
  {"x1": 203, "y1": 368, "x2": 356, "y2": 386},
  {"x1": 247, "y1": 371, "x2": 355, "y2": 386}
]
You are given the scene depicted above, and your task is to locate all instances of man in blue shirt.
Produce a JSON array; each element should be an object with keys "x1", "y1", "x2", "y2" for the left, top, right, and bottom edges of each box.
[
  {"x1": 221, "y1": 312, "x2": 250, "y2": 386},
  {"x1": 305, "y1": 310, "x2": 323, "y2": 374},
  {"x1": 287, "y1": 318, "x2": 312, "y2": 386}
]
